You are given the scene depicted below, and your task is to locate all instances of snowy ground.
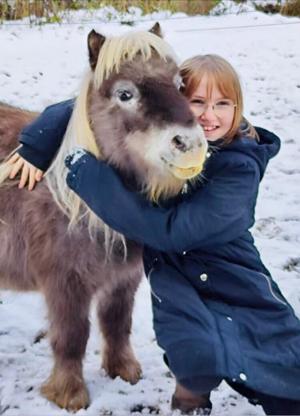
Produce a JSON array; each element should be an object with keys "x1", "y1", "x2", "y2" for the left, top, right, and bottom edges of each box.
[{"x1": 0, "y1": 2, "x2": 300, "y2": 415}]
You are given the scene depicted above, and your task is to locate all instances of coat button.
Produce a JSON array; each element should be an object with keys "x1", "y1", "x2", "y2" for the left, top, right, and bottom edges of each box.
[
  {"x1": 239, "y1": 373, "x2": 247, "y2": 381},
  {"x1": 200, "y1": 273, "x2": 208, "y2": 282},
  {"x1": 182, "y1": 251, "x2": 187, "y2": 255}
]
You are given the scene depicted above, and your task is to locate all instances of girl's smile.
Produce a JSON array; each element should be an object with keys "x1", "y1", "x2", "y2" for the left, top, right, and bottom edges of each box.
[{"x1": 189, "y1": 75, "x2": 235, "y2": 141}]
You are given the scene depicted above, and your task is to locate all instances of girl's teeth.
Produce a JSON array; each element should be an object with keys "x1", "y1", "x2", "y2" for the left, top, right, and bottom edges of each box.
[{"x1": 204, "y1": 126, "x2": 217, "y2": 131}]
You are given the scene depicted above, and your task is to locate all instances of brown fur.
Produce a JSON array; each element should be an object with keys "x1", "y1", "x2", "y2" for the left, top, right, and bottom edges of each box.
[
  {"x1": 0, "y1": 168, "x2": 143, "y2": 411},
  {"x1": 0, "y1": 103, "x2": 38, "y2": 159},
  {"x1": 0, "y1": 27, "x2": 206, "y2": 411}
]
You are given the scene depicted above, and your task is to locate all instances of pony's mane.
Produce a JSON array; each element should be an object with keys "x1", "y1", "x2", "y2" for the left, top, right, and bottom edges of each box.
[{"x1": 45, "y1": 30, "x2": 176, "y2": 259}]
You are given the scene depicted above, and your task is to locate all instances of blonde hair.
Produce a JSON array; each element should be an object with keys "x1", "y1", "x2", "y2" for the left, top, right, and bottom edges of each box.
[
  {"x1": 179, "y1": 54, "x2": 257, "y2": 143},
  {"x1": 44, "y1": 30, "x2": 175, "y2": 259}
]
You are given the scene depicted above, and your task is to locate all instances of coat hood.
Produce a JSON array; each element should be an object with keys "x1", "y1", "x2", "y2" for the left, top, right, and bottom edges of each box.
[{"x1": 219, "y1": 127, "x2": 281, "y2": 179}]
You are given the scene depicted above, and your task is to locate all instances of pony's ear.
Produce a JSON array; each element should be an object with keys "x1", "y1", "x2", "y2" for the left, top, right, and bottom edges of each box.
[
  {"x1": 88, "y1": 30, "x2": 106, "y2": 71},
  {"x1": 149, "y1": 22, "x2": 163, "y2": 38}
]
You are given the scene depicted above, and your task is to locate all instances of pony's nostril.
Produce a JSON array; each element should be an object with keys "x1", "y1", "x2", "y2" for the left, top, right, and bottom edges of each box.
[{"x1": 172, "y1": 135, "x2": 187, "y2": 152}]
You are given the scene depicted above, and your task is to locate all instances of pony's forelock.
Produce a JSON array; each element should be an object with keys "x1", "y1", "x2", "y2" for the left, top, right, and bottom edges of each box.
[{"x1": 93, "y1": 31, "x2": 176, "y2": 89}]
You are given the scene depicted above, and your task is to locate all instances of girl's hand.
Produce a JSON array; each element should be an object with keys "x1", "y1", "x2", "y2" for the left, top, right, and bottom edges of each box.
[{"x1": 7, "y1": 153, "x2": 44, "y2": 191}]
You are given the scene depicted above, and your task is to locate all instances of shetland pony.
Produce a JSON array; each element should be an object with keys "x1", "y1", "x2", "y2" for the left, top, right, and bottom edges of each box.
[{"x1": 0, "y1": 23, "x2": 207, "y2": 411}]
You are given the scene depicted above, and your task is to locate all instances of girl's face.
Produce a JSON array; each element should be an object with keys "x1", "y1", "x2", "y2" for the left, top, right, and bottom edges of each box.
[{"x1": 188, "y1": 75, "x2": 236, "y2": 141}]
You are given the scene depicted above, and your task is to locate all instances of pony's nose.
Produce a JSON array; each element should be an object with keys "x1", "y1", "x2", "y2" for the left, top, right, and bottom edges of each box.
[{"x1": 172, "y1": 135, "x2": 187, "y2": 152}]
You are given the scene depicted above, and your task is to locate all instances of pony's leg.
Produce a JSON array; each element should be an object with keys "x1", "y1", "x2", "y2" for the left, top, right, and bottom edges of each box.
[
  {"x1": 41, "y1": 277, "x2": 91, "y2": 411},
  {"x1": 98, "y1": 278, "x2": 142, "y2": 384}
]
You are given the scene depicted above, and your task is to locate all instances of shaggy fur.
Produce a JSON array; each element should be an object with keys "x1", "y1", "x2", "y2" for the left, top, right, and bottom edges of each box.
[
  {"x1": 0, "y1": 103, "x2": 38, "y2": 158},
  {"x1": 0, "y1": 25, "x2": 207, "y2": 411}
]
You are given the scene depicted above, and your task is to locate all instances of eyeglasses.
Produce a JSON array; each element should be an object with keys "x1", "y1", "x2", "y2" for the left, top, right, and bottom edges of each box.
[{"x1": 189, "y1": 98, "x2": 237, "y2": 117}]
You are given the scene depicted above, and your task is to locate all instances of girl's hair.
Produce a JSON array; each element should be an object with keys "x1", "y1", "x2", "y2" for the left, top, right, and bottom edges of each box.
[{"x1": 179, "y1": 54, "x2": 258, "y2": 143}]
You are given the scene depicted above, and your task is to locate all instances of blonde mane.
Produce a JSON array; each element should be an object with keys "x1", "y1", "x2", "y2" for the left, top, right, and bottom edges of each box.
[{"x1": 44, "y1": 30, "x2": 175, "y2": 258}]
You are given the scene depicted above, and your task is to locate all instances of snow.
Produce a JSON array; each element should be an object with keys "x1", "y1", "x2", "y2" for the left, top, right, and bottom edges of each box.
[{"x1": 0, "y1": 2, "x2": 300, "y2": 415}]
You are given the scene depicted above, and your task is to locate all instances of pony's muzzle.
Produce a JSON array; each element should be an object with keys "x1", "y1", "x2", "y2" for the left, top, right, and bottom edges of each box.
[
  {"x1": 167, "y1": 126, "x2": 207, "y2": 179},
  {"x1": 171, "y1": 131, "x2": 206, "y2": 154}
]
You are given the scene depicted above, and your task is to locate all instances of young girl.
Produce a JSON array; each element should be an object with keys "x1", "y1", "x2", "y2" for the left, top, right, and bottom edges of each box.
[{"x1": 8, "y1": 55, "x2": 300, "y2": 415}]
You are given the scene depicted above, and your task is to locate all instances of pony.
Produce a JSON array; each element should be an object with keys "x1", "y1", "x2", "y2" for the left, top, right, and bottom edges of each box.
[{"x1": 0, "y1": 23, "x2": 207, "y2": 411}]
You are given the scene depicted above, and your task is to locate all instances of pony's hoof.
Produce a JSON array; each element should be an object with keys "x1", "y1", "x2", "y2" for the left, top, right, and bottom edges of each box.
[
  {"x1": 103, "y1": 356, "x2": 142, "y2": 384},
  {"x1": 118, "y1": 358, "x2": 142, "y2": 384},
  {"x1": 41, "y1": 378, "x2": 90, "y2": 411}
]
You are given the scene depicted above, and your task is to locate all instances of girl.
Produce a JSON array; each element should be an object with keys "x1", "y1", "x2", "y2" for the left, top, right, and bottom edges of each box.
[{"x1": 8, "y1": 55, "x2": 300, "y2": 415}]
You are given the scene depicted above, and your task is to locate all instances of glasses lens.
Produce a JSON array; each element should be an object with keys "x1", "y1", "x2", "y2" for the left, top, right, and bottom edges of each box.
[
  {"x1": 214, "y1": 100, "x2": 236, "y2": 117},
  {"x1": 189, "y1": 100, "x2": 206, "y2": 115}
]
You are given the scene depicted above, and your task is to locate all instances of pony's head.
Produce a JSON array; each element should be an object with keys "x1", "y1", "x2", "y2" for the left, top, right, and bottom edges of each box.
[{"x1": 47, "y1": 24, "x2": 207, "y2": 250}]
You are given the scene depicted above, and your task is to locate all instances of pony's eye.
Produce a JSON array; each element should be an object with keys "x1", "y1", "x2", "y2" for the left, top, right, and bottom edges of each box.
[{"x1": 117, "y1": 90, "x2": 133, "y2": 101}]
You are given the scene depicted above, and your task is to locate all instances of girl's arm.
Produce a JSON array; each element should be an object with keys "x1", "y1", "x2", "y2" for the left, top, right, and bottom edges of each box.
[
  {"x1": 65, "y1": 151, "x2": 260, "y2": 253},
  {"x1": 8, "y1": 99, "x2": 75, "y2": 189},
  {"x1": 18, "y1": 99, "x2": 75, "y2": 170}
]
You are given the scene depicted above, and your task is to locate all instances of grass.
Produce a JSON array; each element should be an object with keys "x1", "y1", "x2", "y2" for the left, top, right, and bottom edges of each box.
[
  {"x1": 254, "y1": 0, "x2": 300, "y2": 16},
  {"x1": 281, "y1": 0, "x2": 300, "y2": 16},
  {"x1": 1, "y1": 0, "x2": 299, "y2": 24},
  {"x1": 0, "y1": 0, "x2": 219, "y2": 24}
]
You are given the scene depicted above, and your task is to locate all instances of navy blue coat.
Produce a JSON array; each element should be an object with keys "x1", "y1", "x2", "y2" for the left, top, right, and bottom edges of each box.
[{"x1": 18, "y1": 101, "x2": 300, "y2": 401}]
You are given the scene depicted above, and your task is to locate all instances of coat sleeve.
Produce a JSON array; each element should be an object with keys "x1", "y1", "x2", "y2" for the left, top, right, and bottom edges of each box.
[
  {"x1": 18, "y1": 99, "x2": 75, "y2": 171},
  {"x1": 66, "y1": 153, "x2": 260, "y2": 253}
]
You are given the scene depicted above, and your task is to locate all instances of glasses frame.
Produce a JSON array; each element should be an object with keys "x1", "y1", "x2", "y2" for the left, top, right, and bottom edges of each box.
[{"x1": 189, "y1": 99, "x2": 237, "y2": 117}]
